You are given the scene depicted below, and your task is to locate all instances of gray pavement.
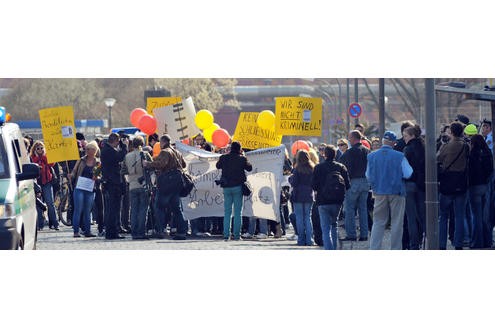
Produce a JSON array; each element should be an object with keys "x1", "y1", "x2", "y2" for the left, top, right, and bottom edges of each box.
[{"x1": 36, "y1": 221, "x2": 379, "y2": 250}]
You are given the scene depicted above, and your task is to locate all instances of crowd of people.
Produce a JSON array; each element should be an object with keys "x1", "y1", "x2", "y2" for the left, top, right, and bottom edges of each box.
[{"x1": 24, "y1": 113, "x2": 495, "y2": 250}]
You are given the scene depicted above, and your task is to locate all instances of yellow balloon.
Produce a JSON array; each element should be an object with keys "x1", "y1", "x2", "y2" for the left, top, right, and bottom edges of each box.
[
  {"x1": 257, "y1": 110, "x2": 276, "y2": 130},
  {"x1": 195, "y1": 109, "x2": 214, "y2": 130},
  {"x1": 204, "y1": 123, "x2": 220, "y2": 143}
]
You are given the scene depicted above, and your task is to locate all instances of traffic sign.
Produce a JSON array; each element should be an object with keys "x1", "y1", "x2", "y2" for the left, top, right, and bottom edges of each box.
[{"x1": 348, "y1": 103, "x2": 362, "y2": 118}]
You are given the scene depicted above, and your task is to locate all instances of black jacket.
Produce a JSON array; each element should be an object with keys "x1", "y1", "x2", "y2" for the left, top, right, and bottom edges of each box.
[
  {"x1": 338, "y1": 142, "x2": 369, "y2": 179},
  {"x1": 216, "y1": 151, "x2": 253, "y2": 188},
  {"x1": 403, "y1": 138, "x2": 426, "y2": 191},
  {"x1": 101, "y1": 142, "x2": 127, "y2": 185},
  {"x1": 312, "y1": 160, "x2": 350, "y2": 205},
  {"x1": 468, "y1": 147, "x2": 493, "y2": 186}
]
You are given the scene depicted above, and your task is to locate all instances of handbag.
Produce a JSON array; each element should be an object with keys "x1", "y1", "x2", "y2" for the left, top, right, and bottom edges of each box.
[
  {"x1": 180, "y1": 171, "x2": 195, "y2": 197},
  {"x1": 438, "y1": 144, "x2": 468, "y2": 195},
  {"x1": 242, "y1": 181, "x2": 252, "y2": 197}
]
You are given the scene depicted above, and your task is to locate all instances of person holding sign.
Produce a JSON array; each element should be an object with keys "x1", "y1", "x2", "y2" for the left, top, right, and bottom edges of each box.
[
  {"x1": 30, "y1": 141, "x2": 59, "y2": 231},
  {"x1": 69, "y1": 141, "x2": 100, "y2": 238},
  {"x1": 215, "y1": 141, "x2": 253, "y2": 241}
]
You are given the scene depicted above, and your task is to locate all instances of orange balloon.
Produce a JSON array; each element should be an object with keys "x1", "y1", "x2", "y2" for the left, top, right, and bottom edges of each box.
[
  {"x1": 138, "y1": 114, "x2": 157, "y2": 135},
  {"x1": 153, "y1": 142, "x2": 161, "y2": 158},
  {"x1": 212, "y1": 128, "x2": 230, "y2": 148},
  {"x1": 291, "y1": 140, "x2": 309, "y2": 156},
  {"x1": 130, "y1": 108, "x2": 147, "y2": 127}
]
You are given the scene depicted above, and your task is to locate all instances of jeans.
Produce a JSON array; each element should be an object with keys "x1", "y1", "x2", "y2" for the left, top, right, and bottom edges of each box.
[
  {"x1": 318, "y1": 204, "x2": 341, "y2": 250},
  {"x1": 370, "y1": 195, "x2": 406, "y2": 250},
  {"x1": 103, "y1": 183, "x2": 122, "y2": 238},
  {"x1": 156, "y1": 191, "x2": 187, "y2": 237},
  {"x1": 469, "y1": 184, "x2": 487, "y2": 248},
  {"x1": 223, "y1": 186, "x2": 243, "y2": 239},
  {"x1": 293, "y1": 202, "x2": 314, "y2": 246},
  {"x1": 344, "y1": 178, "x2": 369, "y2": 239},
  {"x1": 41, "y1": 182, "x2": 58, "y2": 228},
  {"x1": 405, "y1": 182, "x2": 426, "y2": 250},
  {"x1": 72, "y1": 188, "x2": 95, "y2": 235},
  {"x1": 439, "y1": 192, "x2": 468, "y2": 249},
  {"x1": 130, "y1": 188, "x2": 148, "y2": 238},
  {"x1": 248, "y1": 218, "x2": 268, "y2": 235}
]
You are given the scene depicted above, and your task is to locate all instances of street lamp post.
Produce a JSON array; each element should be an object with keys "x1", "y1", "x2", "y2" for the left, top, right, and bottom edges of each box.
[{"x1": 104, "y1": 98, "x2": 116, "y2": 132}]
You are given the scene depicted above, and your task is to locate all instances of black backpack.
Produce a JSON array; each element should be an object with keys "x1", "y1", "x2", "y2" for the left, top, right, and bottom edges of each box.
[{"x1": 320, "y1": 163, "x2": 346, "y2": 202}]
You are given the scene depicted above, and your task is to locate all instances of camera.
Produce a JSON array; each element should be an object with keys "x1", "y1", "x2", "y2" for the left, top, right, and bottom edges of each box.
[{"x1": 214, "y1": 177, "x2": 228, "y2": 187}]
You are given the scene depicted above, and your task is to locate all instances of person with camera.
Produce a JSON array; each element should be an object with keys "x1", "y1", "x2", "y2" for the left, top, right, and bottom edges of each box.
[
  {"x1": 437, "y1": 121, "x2": 469, "y2": 250},
  {"x1": 101, "y1": 132, "x2": 128, "y2": 240},
  {"x1": 144, "y1": 134, "x2": 188, "y2": 240},
  {"x1": 122, "y1": 136, "x2": 152, "y2": 240},
  {"x1": 215, "y1": 141, "x2": 253, "y2": 241}
]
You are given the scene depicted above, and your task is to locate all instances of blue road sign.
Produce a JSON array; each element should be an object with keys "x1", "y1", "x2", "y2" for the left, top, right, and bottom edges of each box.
[{"x1": 348, "y1": 103, "x2": 362, "y2": 118}]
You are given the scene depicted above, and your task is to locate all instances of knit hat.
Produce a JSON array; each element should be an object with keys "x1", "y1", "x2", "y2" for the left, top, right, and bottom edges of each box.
[{"x1": 464, "y1": 124, "x2": 478, "y2": 136}]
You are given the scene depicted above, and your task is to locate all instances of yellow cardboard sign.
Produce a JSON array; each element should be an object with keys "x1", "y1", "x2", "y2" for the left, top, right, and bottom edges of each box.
[
  {"x1": 232, "y1": 112, "x2": 283, "y2": 150},
  {"x1": 274, "y1": 97, "x2": 322, "y2": 136},
  {"x1": 146, "y1": 97, "x2": 182, "y2": 116},
  {"x1": 39, "y1": 106, "x2": 80, "y2": 164}
]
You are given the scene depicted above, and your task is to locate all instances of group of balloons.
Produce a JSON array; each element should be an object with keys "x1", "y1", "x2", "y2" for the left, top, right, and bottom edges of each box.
[
  {"x1": 130, "y1": 108, "x2": 157, "y2": 135},
  {"x1": 194, "y1": 109, "x2": 230, "y2": 148}
]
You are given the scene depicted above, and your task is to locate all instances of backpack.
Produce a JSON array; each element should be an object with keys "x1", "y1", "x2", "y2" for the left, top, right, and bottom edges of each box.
[{"x1": 320, "y1": 163, "x2": 346, "y2": 202}]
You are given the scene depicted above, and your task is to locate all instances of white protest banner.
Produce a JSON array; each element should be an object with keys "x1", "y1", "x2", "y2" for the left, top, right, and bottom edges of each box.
[
  {"x1": 153, "y1": 97, "x2": 201, "y2": 142},
  {"x1": 176, "y1": 143, "x2": 285, "y2": 221}
]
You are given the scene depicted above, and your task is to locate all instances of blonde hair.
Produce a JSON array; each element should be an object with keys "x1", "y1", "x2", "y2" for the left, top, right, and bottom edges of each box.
[
  {"x1": 85, "y1": 140, "x2": 100, "y2": 153},
  {"x1": 308, "y1": 148, "x2": 319, "y2": 164},
  {"x1": 30, "y1": 140, "x2": 45, "y2": 158}
]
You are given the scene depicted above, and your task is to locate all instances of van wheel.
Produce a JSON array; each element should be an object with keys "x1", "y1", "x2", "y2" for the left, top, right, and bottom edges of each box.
[{"x1": 17, "y1": 234, "x2": 24, "y2": 250}]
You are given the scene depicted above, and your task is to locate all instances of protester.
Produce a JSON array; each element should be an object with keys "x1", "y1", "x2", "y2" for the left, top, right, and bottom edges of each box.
[
  {"x1": 367, "y1": 131, "x2": 413, "y2": 250},
  {"x1": 312, "y1": 145, "x2": 350, "y2": 250},
  {"x1": 122, "y1": 136, "x2": 152, "y2": 240},
  {"x1": 146, "y1": 134, "x2": 188, "y2": 240},
  {"x1": 402, "y1": 126, "x2": 426, "y2": 249},
  {"x1": 467, "y1": 134, "x2": 493, "y2": 248},
  {"x1": 69, "y1": 141, "x2": 100, "y2": 238},
  {"x1": 30, "y1": 140, "x2": 59, "y2": 230},
  {"x1": 336, "y1": 138, "x2": 349, "y2": 161},
  {"x1": 437, "y1": 121, "x2": 469, "y2": 250},
  {"x1": 101, "y1": 132, "x2": 128, "y2": 240},
  {"x1": 289, "y1": 149, "x2": 315, "y2": 246},
  {"x1": 394, "y1": 121, "x2": 415, "y2": 152},
  {"x1": 480, "y1": 119, "x2": 493, "y2": 153},
  {"x1": 215, "y1": 141, "x2": 253, "y2": 241},
  {"x1": 370, "y1": 137, "x2": 381, "y2": 151},
  {"x1": 339, "y1": 130, "x2": 370, "y2": 242}
]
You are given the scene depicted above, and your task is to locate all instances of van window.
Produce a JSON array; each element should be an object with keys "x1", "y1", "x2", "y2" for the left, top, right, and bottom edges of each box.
[{"x1": 0, "y1": 136, "x2": 9, "y2": 178}]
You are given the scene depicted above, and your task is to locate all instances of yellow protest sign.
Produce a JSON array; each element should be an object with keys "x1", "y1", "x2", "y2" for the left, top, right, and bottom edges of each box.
[
  {"x1": 274, "y1": 97, "x2": 322, "y2": 136},
  {"x1": 39, "y1": 106, "x2": 80, "y2": 164},
  {"x1": 232, "y1": 112, "x2": 283, "y2": 150},
  {"x1": 146, "y1": 97, "x2": 182, "y2": 116}
]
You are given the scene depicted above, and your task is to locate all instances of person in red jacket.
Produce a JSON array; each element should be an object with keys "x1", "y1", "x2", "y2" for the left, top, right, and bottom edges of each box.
[{"x1": 30, "y1": 141, "x2": 59, "y2": 230}]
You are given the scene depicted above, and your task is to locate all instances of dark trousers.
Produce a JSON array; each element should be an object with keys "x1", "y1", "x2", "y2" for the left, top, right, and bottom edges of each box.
[
  {"x1": 311, "y1": 203, "x2": 323, "y2": 246},
  {"x1": 92, "y1": 186, "x2": 104, "y2": 233},
  {"x1": 104, "y1": 183, "x2": 122, "y2": 237},
  {"x1": 156, "y1": 192, "x2": 187, "y2": 236},
  {"x1": 120, "y1": 182, "x2": 130, "y2": 230}
]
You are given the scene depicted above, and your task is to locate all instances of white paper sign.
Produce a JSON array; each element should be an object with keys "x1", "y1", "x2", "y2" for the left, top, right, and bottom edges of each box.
[
  {"x1": 176, "y1": 143, "x2": 285, "y2": 221},
  {"x1": 154, "y1": 97, "x2": 201, "y2": 142},
  {"x1": 61, "y1": 126, "x2": 74, "y2": 138},
  {"x1": 75, "y1": 176, "x2": 95, "y2": 192}
]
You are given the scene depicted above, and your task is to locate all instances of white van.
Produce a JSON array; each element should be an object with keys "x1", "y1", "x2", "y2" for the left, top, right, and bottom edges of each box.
[{"x1": 0, "y1": 117, "x2": 40, "y2": 250}]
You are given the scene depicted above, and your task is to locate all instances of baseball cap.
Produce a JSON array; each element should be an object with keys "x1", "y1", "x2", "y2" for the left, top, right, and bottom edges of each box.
[
  {"x1": 464, "y1": 124, "x2": 478, "y2": 136},
  {"x1": 383, "y1": 131, "x2": 397, "y2": 142}
]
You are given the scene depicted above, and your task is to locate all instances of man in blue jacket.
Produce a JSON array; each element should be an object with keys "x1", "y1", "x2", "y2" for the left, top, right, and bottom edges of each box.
[{"x1": 366, "y1": 131, "x2": 413, "y2": 250}]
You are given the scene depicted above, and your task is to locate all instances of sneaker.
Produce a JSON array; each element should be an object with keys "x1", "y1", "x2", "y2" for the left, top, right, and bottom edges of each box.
[
  {"x1": 203, "y1": 232, "x2": 211, "y2": 237},
  {"x1": 241, "y1": 232, "x2": 253, "y2": 239},
  {"x1": 287, "y1": 234, "x2": 298, "y2": 241},
  {"x1": 256, "y1": 233, "x2": 268, "y2": 239},
  {"x1": 73, "y1": 232, "x2": 81, "y2": 238}
]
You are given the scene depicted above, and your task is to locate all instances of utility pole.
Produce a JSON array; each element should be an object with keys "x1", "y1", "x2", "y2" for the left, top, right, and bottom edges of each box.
[
  {"x1": 354, "y1": 78, "x2": 359, "y2": 126},
  {"x1": 425, "y1": 78, "x2": 439, "y2": 250},
  {"x1": 346, "y1": 79, "x2": 350, "y2": 132},
  {"x1": 379, "y1": 78, "x2": 385, "y2": 138}
]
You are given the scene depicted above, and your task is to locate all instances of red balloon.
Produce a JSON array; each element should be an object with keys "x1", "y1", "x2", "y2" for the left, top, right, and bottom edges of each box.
[
  {"x1": 212, "y1": 128, "x2": 230, "y2": 148},
  {"x1": 181, "y1": 138, "x2": 190, "y2": 145},
  {"x1": 138, "y1": 114, "x2": 157, "y2": 135},
  {"x1": 291, "y1": 140, "x2": 309, "y2": 156},
  {"x1": 130, "y1": 108, "x2": 147, "y2": 128}
]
